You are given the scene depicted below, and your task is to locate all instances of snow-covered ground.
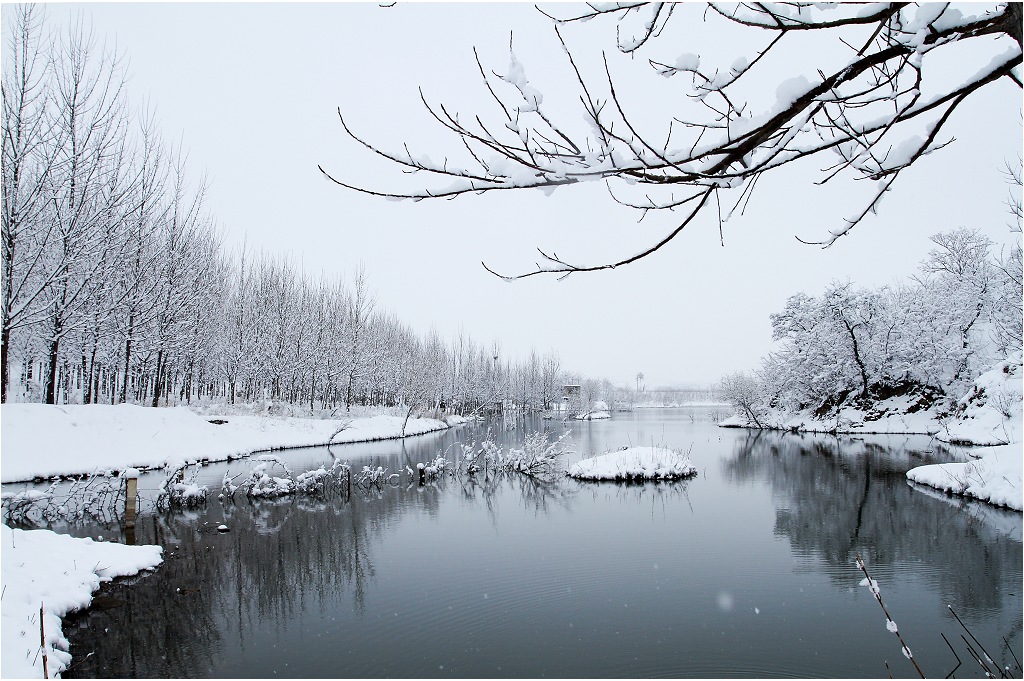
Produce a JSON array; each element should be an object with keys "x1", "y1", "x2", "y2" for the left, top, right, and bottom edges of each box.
[
  {"x1": 1, "y1": 524, "x2": 163, "y2": 678},
  {"x1": 1, "y1": 403, "x2": 464, "y2": 482},
  {"x1": 567, "y1": 446, "x2": 697, "y2": 481}
]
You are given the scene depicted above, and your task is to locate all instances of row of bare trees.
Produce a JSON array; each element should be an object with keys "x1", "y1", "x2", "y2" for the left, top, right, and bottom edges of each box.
[
  {"x1": 2, "y1": 7, "x2": 222, "y2": 406},
  {"x1": 1, "y1": 6, "x2": 574, "y2": 414}
]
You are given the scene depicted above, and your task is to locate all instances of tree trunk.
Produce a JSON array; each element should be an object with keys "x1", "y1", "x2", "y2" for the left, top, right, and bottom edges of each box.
[
  {"x1": 152, "y1": 348, "x2": 164, "y2": 408},
  {"x1": 1, "y1": 323, "x2": 10, "y2": 403},
  {"x1": 44, "y1": 320, "x2": 62, "y2": 405},
  {"x1": 121, "y1": 312, "x2": 135, "y2": 404}
]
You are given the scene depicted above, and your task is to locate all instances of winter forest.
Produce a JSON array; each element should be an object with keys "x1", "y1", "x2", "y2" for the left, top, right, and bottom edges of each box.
[{"x1": 1, "y1": 6, "x2": 599, "y2": 415}]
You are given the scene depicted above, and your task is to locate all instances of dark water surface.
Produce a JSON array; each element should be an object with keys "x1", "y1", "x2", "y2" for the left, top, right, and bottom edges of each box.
[{"x1": 9, "y1": 408, "x2": 1022, "y2": 678}]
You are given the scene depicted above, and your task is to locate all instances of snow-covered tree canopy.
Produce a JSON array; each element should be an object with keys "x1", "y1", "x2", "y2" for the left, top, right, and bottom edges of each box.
[{"x1": 321, "y1": 2, "x2": 1022, "y2": 278}]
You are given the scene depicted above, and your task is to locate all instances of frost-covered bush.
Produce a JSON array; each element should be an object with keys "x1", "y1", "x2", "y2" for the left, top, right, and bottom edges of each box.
[
  {"x1": 449, "y1": 430, "x2": 571, "y2": 480},
  {"x1": 221, "y1": 457, "x2": 354, "y2": 501},
  {"x1": 416, "y1": 455, "x2": 451, "y2": 482},
  {"x1": 461, "y1": 434, "x2": 502, "y2": 476},
  {"x1": 157, "y1": 463, "x2": 208, "y2": 511},
  {"x1": 2, "y1": 484, "x2": 58, "y2": 524},
  {"x1": 356, "y1": 465, "x2": 399, "y2": 489},
  {"x1": 502, "y1": 430, "x2": 572, "y2": 479},
  {"x1": 295, "y1": 459, "x2": 351, "y2": 495}
]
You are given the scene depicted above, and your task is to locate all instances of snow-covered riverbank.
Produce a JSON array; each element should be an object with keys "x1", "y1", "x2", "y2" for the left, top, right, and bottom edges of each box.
[
  {"x1": 1, "y1": 403, "x2": 464, "y2": 483},
  {"x1": 1, "y1": 524, "x2": 163, "y2": 678},
  {"x1": 719, "y1": 361, "x2": 1023, "y2": 511}
]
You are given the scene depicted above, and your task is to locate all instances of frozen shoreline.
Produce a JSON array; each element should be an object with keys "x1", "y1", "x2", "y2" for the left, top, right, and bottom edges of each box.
[{"x1": 0, "y1": 403, "x2": 465, "y2": 483}]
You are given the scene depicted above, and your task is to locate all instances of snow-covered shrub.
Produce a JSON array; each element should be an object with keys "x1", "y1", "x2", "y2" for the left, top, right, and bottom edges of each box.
[
  {"x1": 157, "y1": 463, "x2": 208, "y2": 511},
  {"x1": 502, "y1": 430, "x2": 572, "y2": 479},
  {"x1": 295, "y1": 459, "x2": 352, "y2": 495},
  {"x1": 236, "y1": 456, "x2": 296, "y2": 498},
  {"x1": 461, "y1": 434, "x2": 502, "y2": 476},
  {"x1": 1, "y1": 484, "x2": 58, "y2": 524},
  {"x1": 221, "y1": 456, "x2": 355, "y2": 501},
  {"x1": 416, "y1": 455, "x2": 452, "y2": 482},
  {"x1": 356, "y1": 465, "x2": 395, "y2": 489}
]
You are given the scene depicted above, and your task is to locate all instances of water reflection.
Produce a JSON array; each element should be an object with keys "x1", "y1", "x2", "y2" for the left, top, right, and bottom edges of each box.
[{"x1": 720, "y1": 431, "x2": 1021, "y2": 615}]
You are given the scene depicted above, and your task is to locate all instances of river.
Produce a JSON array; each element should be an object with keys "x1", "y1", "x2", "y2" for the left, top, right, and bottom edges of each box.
[{"x1": 6, "y1": 407, "x2": 1021, "y2": 678}]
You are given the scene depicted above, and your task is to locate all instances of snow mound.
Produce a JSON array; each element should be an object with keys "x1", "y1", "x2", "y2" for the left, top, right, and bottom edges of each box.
[
  {"x1": 1, "y1": 524, "x2": 163, "y2": 678},
  {"x1": 567, "y1": 446, "x2": 697, "y2": 481}
]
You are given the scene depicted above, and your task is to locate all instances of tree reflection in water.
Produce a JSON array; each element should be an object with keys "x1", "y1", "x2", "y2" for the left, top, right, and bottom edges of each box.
[
  {"x1": 721, "y1": 429, "x2": 1022, "y2": 672},
  {"x1": 62, "y1": 471, "x2": 582, "y2": 678}
]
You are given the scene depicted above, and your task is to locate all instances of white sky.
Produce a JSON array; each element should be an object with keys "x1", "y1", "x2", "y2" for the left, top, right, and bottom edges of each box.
[{"x1": 25, "y1": 2, "x2": 1024, "y2": 388}]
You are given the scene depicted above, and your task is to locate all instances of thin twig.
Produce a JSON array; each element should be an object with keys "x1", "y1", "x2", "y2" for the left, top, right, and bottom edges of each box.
[
  {"x1": 941, "y1": 632, "x2": 962, "y2": 678},
  {"x1": 40, "y1": 602, "x2": 48, "y2": 679},
  {"x1": 855, "y1": 554, "x2": 925, "y2": 678},
  {"x1": 948, "y1": 604, "x2": 1000, "y2": 674}
]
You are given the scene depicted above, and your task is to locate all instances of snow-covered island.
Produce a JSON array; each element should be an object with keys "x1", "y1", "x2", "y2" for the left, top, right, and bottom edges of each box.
[
  {"x1": 1, "y1": 524, "x2": 164, "y2": 678},
  {"x1": 567, "y1": 446, "x2": 697, "y2": 482},
  {"x1": 1, "y1": 403, "x2": 465, "y2": 483}
]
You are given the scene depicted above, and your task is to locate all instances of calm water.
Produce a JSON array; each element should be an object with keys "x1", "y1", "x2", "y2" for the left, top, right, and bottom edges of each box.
[{"x1": 7, "y1": 408, "x2": 1022, "y2": 678}]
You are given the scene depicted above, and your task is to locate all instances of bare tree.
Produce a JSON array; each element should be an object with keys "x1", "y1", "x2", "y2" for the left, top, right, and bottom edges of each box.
[
  {"x1": 148, "y1": 151, "x2": 212, "y2": 407},
  {"x1": 38, "y1": 15, "x2": 132, "y2": 403},
  {"x1": 1, "y1": 5, "x2": 58, "y2": 402},
  {"x1": 343, "y1": 263, "x2": 376, "y2": 412},
  {"x1": 322, "y1": 3, "x2": 1022, "y2": 278},
  {"x1": 112, "y1": 107, "x2": 169, "y2": 403},
  {"x1": 720, "y1": 371, "x2": 766, "y2": 427}
]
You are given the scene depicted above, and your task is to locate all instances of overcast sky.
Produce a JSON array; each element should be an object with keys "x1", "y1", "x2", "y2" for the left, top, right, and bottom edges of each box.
[{"x1": 31, "y1": 2, "x2": 1024, "y2": 388}]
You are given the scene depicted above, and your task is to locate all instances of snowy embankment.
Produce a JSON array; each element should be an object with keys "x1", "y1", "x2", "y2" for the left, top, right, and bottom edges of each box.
[
  {"x1": 907, "y1": 361, "x2": 1023, "y2": 511},
  {"x1": 716, "y1": 392, "x2": 944, "y2": 435},
  {"x1": 1, "y1": 404, "x2": 463, "y2": 482},
  {"x1": 906, "y1": 444, "x2": 1022, "y2": 511},
  {"x1": 1, "y1": 524, "x2": 163, "y2": 678},
  {"x1": 567, "y1": 447, "x2": 697, "y2": 481}
]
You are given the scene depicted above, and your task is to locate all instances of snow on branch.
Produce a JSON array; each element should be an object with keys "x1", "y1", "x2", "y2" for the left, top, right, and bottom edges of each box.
[{"x1": 323, "y1": 2, "x2": 1022, "y2": 277}]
